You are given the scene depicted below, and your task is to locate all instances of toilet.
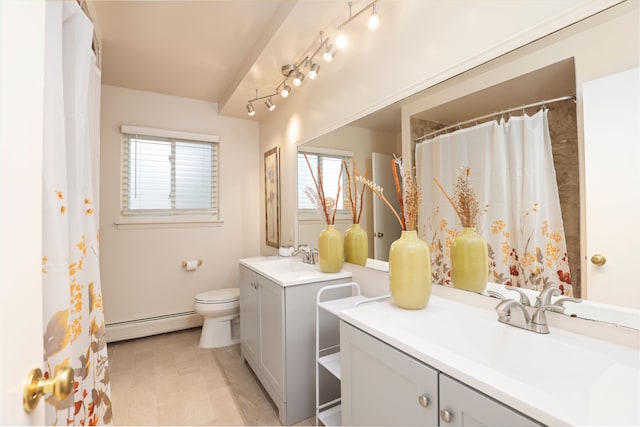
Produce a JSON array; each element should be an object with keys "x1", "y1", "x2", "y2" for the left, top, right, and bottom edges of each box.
[{"x1": 193, "y1": 287, "x2": 240, "y2": 349}]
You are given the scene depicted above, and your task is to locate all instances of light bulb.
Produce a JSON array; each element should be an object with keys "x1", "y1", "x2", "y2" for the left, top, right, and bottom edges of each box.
[
  {"x1": 308, "y1": 63, "x2": 320, "y2": 80},
  {"x1": 323, "y1": 44, "x2": 337, "y2": 63},
  {"x1": 293, "y1": 71, "x2": 305, "y2": 86},
  {"x1": 280, "y1": 84, "x2": 291, "y2": 98},
  {"x1": 367, "y1": 4, "x2": 379, "y2": 30},
  {"x1": 246, "y1": 103, "x2": 255, "y2": 116}
]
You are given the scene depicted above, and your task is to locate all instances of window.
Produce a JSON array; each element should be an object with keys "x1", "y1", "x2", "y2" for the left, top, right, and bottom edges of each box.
[
  {"x1": 121, "y1": 125, "x2": 219, "y2": 218},
  {"x1": 298, "y1": 148, "x2": 352, "y2": 215}
]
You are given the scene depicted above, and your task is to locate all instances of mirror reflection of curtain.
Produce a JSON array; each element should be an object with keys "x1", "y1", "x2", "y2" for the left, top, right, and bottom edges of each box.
[
  {"x1": 416, "y1": 109, "x2": 573, "y2": 295},
  {"x1": 42, "y1": 1, "x2": 112, "y2": 424}
]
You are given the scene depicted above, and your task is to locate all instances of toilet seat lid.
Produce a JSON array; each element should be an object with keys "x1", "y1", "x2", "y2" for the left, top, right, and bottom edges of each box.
[{"x1": 195, "y1": 287, "x2": 239, "y2": 303}]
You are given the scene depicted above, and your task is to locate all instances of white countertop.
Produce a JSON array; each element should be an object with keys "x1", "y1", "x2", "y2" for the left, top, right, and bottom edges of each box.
[
  {"x1": 240, "y1": 256, "x2": 352, "y2": 286},
  {"x1": 340, "y1": 295, "x2": 640, "y2": 426}
]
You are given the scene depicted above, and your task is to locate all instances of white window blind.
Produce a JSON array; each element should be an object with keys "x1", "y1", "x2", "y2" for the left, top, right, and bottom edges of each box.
[
  {"x1": 121, "y1": 127, "x2": 219, "y2": 217},
  {"x1": 298, "y1": 149, "x2": 352, "y2": 211}
]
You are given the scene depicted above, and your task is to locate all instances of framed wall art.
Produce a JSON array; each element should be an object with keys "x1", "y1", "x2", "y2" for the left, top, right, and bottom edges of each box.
[{"x1": 264, "y1": 146, "x2": 280, "y2": 248}]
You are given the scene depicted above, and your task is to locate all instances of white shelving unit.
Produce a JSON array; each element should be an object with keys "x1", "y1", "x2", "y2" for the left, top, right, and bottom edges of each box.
[{"x1": 315, "y1": 283, "x2": 374, "y2": 426}]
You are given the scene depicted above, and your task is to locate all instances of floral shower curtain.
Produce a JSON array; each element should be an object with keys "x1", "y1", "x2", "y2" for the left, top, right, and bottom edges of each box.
[
  {"x1": 416, "y1": 109, "x2": 573, "y2": 295},
  {"x1": 42, "y1": 2, "x2": 112, "y2": 425}
]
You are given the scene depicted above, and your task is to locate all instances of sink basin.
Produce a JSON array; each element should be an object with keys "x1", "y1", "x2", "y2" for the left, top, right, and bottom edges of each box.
[
  {"x1": 252, "y1": 257, "x2": 315, "y2": 274},
  {"x1": 240, "y1": 256, "x2": 351, "y2": 286}
]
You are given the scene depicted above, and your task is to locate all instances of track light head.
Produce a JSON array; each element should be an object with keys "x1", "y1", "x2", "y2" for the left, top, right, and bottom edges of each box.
[
  {"x1": 246, "y1": 102, "x2": 255, "y2": 116},
  {"x1": 367, "y1": 3, "x2": 379, "y2": 30},
  {"x1": 308, "y1": 63, "x2": 320, "y2": 80},
  {"x1": 280, "y1": 84, "x2": 291, "y2": 98},
  {"x1": 265, "y1": 98, "x2": 276, "y2": 111},
  {"x1": 323, "y1": 44, "x2": 337, "y2": 63},
  {"x1": 293, "y1": 71, "x2": 305, "y2": 86}
]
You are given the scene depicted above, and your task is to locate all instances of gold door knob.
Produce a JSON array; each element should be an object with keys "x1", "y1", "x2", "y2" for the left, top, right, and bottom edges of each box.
[
  {"x1": 591, "y1": 254, "x2": 607, "y2": 266},
  {"x1": 23, "y1": 366, "x2": 73, "y2": 413}
]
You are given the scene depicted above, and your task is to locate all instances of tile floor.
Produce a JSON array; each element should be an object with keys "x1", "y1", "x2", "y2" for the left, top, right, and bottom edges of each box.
[{"x1": 108, "y1": 327, "x2": 315, "y2": 426}]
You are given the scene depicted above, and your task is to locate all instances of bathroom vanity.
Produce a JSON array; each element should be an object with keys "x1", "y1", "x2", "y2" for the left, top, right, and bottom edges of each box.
[
  {"x1": 238, "y1": 257, "x2": 352, "y2": 425},
  {"x1": 339, "y1": 292, "x2": 640, "y2": 426}
]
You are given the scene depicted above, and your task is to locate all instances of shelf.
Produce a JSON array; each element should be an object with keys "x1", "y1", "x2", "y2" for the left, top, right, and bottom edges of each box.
[
  {"x1": 318, "y1": 295, "x2": 368, "y2": 316},
  {"x1": 319, "y1": 352, "x2": 341, "y2": 380},
  {"x1": 318, "y1": 404, "x2": 342, "y2": 426}
]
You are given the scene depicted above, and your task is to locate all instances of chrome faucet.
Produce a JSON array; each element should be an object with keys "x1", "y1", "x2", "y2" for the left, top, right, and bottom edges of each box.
[
  {"x1": 495, "y1": 298, "x2": 567, "y2": 334},
  {"x1": 292, "y1": 245, "x2": 318, "y2": 264}
]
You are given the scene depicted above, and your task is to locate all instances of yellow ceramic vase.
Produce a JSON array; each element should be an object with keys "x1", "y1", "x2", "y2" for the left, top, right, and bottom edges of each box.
[
  {"x1": 345, "y1": 223, "x2": 368, "y2": 266},
  {"x1": 388, "y1": 230, "x2": 432, "y2": 310},
  {"x1": 451, "y1": 227, "x2": 489, "y2": 293},
  {"x1": 318, "y1": 224, "x2": 344, "y2": 273}
]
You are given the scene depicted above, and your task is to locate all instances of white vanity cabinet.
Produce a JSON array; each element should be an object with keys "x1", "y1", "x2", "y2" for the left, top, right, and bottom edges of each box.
[
  {"x1": 340, "y1": 322, "x2": 542, "y2": 427},
  {"x1": 239, "y1": 262, "x2": 351, "y2": 425}
]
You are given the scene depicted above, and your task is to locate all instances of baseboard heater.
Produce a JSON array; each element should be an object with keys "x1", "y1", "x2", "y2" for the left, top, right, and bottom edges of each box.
[{"x1": 106, "y1": 311, "x2": 203, "y2": 343}]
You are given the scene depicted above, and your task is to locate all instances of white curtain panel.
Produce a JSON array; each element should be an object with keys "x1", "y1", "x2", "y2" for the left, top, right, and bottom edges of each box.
[
  {"x1": 42, "y1": 1, "x2": 112, "y2": 424},
  {"x1": 416, "y1": 109, "x2": 573, "y2": 295}
]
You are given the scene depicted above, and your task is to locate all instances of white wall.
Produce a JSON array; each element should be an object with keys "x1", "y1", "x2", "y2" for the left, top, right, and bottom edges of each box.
[
  {"x1": 257, "y1": 0, "x2": 623, "y2": 256},
  {"x1": 100, "y1": 85, "x2": 259, "y2": 326}
]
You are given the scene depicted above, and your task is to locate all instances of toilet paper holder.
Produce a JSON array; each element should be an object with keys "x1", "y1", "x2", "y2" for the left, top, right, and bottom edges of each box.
[{"x1": 182, "y1": 259, "x2": 203, "y2": 269}]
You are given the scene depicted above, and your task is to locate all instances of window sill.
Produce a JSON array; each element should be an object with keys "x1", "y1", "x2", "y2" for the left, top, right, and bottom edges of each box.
[{"x1": 114, "y1": 216, "x2": 223, "y2": 230}]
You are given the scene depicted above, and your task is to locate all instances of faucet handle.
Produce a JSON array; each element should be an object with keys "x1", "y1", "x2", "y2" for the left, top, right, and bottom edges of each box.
[
  {"x1": 503, "y1": 286, "x2": 532, "y2": 306},
  {"x1": 552, "y1": 297, "x2": 582, "y2": 311},
  {"x1": 487, "y1": 290, "x2": 506, "y2": 300}
]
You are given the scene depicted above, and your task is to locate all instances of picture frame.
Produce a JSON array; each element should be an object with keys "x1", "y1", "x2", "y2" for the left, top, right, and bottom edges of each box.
[{"x1": 264, "y1": 146, "x2": 280, "y2": 248}]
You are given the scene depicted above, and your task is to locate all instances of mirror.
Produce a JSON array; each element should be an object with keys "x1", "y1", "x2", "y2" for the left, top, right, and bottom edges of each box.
[{"x1": 296, "y1": 1, "x2": 640, "y2": 329}]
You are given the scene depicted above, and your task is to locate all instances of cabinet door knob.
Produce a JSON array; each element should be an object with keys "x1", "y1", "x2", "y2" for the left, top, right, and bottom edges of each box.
[
  {"x1": 440, "y1": 409, "x2": 452, "y2": 423},
  {"x1": 417, "y1": 394, "x2": 430, "y2": 408}
]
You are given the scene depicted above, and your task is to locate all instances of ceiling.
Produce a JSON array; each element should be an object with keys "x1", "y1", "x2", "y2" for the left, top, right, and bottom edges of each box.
[
  {"x1": 87, "y1": 1, "x2": 576, "y2": 134},
  {"x1": 88, "y1": 0, "x2": 362, "y2": 121}
]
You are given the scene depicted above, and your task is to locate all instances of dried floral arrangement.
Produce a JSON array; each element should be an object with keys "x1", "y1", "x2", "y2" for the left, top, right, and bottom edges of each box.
[
  {"x1": 357, "y1": 156, "x2": 421, "y2": 231},
  {"x1": 342, "y1": 159, "x2": 368, "y2": 224},
  {"x1": 303, "y1": 152, "x2": 342, "y2": 225},
  {"x1": 433, "y1": 166, "x2": 480, "y2": 228}
]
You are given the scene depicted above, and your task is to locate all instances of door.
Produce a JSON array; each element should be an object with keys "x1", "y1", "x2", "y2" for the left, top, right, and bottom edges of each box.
[
  {"x1": 372, "y1": 152, "x2": 403, "y2": 261},
  {"x1": 258, "y1": 276, "x2": 285, "y2": 400},
  {"x1": 0, "y1": 0, "x2": 46, "y2": 424},
  {"x1": 341, "y1": 322, "x2": 439, "y2": 426},
  {"x1": 583, "y1": 67, "x2": 640, "y2": 308}
]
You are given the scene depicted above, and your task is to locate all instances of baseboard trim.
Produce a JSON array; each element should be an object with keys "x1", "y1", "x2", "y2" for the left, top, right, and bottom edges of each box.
[{"x1": 106, "y1": 312, "x2": 203, "y2": 343}]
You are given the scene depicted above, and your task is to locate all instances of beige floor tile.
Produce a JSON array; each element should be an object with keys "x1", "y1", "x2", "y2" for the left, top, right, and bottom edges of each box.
[
  {"x1": 108, "y1": 328, "x2": 282, "y2": 426},
  {"x1": 126, "y1": 405, "x2": 156, "y2": 426}
]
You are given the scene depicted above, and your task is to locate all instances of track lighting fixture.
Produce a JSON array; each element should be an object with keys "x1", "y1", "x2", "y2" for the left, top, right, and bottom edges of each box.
[
  {"x1": 280, "y1": 84, "x2": 291, "y2": 98},
  {"x1": 245, "y1": 2, "x2": 380, "y2": 116},
  {"x1": 293, "y1": 71, "x2": 305, "y2": 86},
  {"x1": 265, "y1": 97, "x2": 276, "y2": 111},
  {"x1": 308, "y1": 63, "x2": 320, "y2": 80}
]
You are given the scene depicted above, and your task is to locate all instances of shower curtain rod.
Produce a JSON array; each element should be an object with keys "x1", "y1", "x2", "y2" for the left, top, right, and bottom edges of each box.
[{"x1": 415, "y1": 95, "x2": 575, "y2": 143}]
